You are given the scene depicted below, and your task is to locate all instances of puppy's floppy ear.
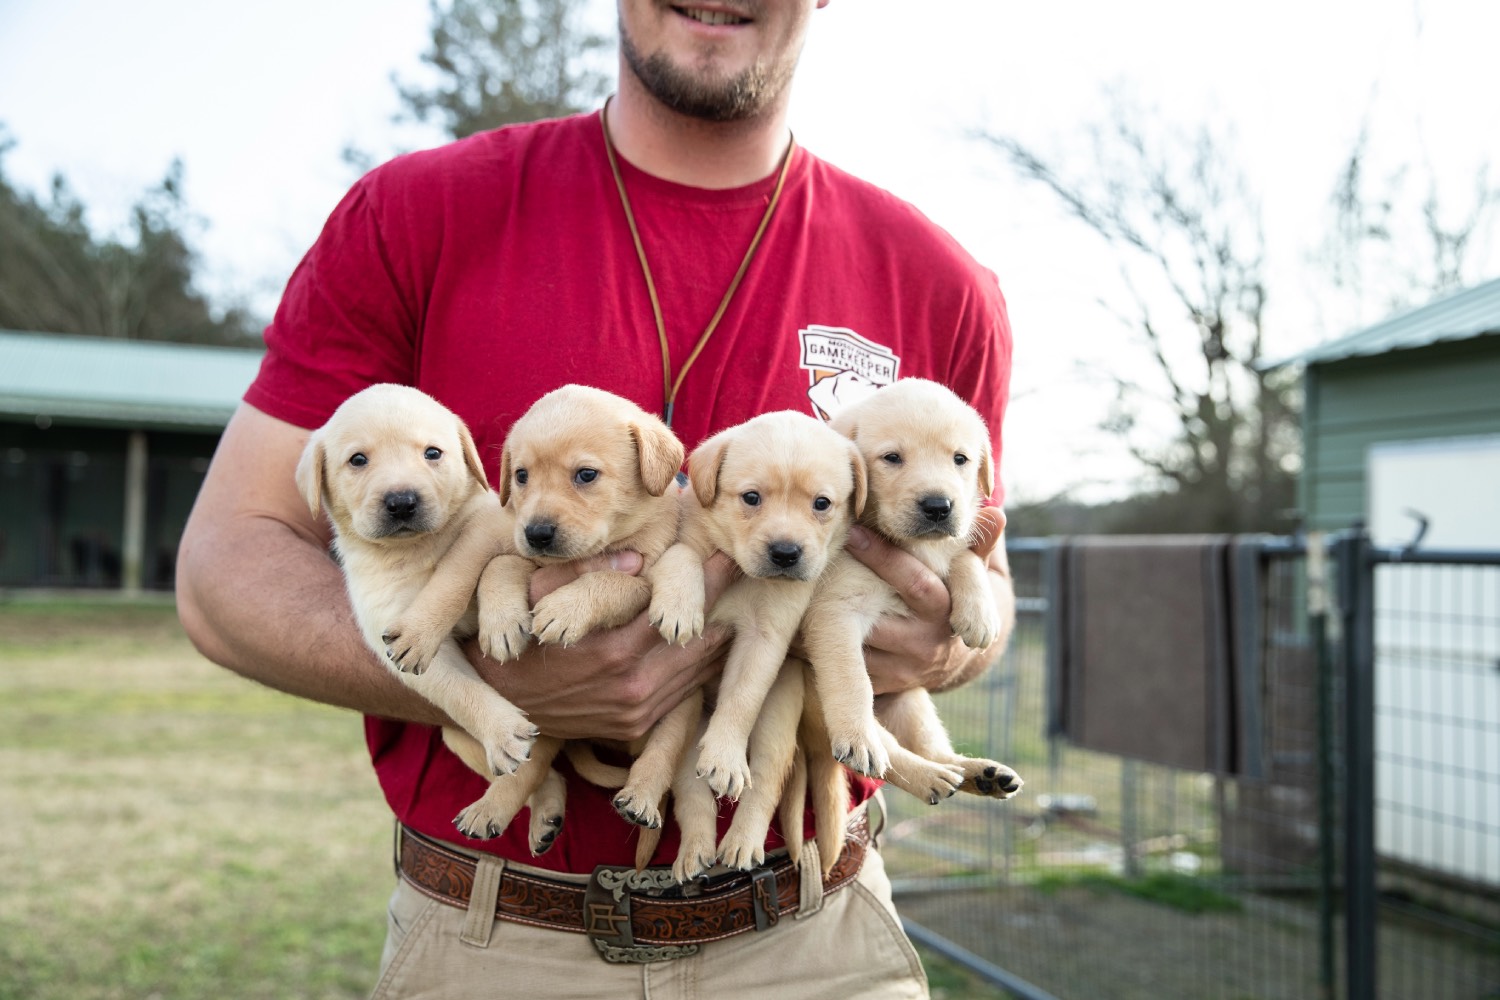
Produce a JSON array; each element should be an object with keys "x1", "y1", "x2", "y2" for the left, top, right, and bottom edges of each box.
[
  {"x1": 458, "y1": 421, "x2": 489, "y2": 491},
  {"x1": 498, "y1": 444, "x2": 514, "y2": 507},
  {"x1": 977, "y1": 438, "x2": 996, "y2": 499},
  {"x1": 632, "y1": 417, "x2": 685, "y2": 498},
  {"x1": 293, "y1": 431, "x2": 326, "y2": 519},
  {"x1": 828, "y1": 406, "x2": 858, "y2": 441},
  {"x1": 688, "y1": 430, "x2": 731, "y2": 508},
  {"x1": 846, "y1": 440, "x2": 868, "y2": 519}
]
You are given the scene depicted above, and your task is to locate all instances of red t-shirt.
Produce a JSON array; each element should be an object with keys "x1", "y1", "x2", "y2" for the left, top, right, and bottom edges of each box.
[{"x1": 245, "y1": 110, "x2": 1012, "y2": 872}]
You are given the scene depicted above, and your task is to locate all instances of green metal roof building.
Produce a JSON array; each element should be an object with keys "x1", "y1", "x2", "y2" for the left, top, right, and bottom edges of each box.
[
  {"x1": 1277, "y1": 277, "x2": 1500, "y2": 533},
  {"x1": 0, "y1": 331, "x2": 263, "y2": 591}
]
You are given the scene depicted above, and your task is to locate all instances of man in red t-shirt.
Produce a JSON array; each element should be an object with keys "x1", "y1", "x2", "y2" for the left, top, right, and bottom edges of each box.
[{"x1": 178, "y1": 2, "x2": 1014, "y2": 996}]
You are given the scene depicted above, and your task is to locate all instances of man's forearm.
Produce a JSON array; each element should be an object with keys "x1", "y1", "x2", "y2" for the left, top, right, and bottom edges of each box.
[{"x1": 176, "y1": 514, "x2": 447, "y2": 726}]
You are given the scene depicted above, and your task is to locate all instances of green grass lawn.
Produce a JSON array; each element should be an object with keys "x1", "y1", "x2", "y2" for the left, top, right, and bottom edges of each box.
[{"x1": 0, "y1": 599, "x2": 1004, "y2": 999}]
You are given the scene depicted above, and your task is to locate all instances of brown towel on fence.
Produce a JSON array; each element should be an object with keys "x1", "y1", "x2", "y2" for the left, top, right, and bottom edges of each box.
[{"x1": 1049, "y1": 536, "x2": 1238, "y2": 773}]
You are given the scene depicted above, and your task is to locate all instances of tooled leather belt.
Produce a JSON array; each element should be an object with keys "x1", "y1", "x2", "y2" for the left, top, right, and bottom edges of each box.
[{"x1": 397, "y1": 811, "x2": 869, "y2": 962}]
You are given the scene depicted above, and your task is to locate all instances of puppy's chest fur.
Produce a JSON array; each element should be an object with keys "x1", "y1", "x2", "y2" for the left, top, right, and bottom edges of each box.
[
  {"x1": 821, "y1": 533, "x2": 966, "y2": 628},
  {"x1": 335, "y1": 509, "x2": 486, "y2": 647}
]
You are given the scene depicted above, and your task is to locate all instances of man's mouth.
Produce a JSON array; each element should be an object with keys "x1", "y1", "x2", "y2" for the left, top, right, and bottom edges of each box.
[{"x1": 675, "y1": 6, "x2": 749, "y2": 26}]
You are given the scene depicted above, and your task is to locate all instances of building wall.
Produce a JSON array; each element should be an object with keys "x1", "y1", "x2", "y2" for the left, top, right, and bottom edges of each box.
[
  {"x1": 0, "y1": 421, "x2": 219, "y2": 589},
  {"x1": 1300, "y1": 336, "x2": 1500, "y2": 532}
]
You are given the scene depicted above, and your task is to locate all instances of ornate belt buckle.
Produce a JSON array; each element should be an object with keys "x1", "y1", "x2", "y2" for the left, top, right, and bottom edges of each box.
[{"x1": 583, "y1": 864, "x2": 700, "y2": 964}]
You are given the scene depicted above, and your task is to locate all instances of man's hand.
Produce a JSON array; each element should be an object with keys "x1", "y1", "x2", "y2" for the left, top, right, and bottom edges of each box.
[
  {"x1": 468, "y1": 550, "x2": 736, "y2": 741},
  {"x1": 844, "y1": 507, "x2": 1013, "y2": 695}
]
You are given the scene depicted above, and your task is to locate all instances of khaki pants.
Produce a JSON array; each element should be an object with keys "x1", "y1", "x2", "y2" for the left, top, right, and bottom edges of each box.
[{"x1": 370, "y1": 845, "x2": 928, "y2": 1000}]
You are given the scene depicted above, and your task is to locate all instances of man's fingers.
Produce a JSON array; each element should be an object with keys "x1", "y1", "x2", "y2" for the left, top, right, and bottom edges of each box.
[
  {"x1": 846, "y1": 525, "x2": 949, "y2": 619},
  {"x1": 970, "y1": 507, "x2": 1006, "y2": 560},
  {"x1": 529, "y1": 550, "x2": 644, "y2": 602}
]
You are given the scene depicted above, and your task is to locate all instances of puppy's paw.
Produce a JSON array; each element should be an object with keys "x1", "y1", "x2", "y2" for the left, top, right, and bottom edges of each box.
[
  {"x1": 648, "y1": 592, "x2": 704, "y2": 646},
  {"x1": 529, "y1": 588, "x2": 595, "y2": 648},
  {"x1": 695, "y1": 743, "x2": 751, "y2": 802},
  {"x1": 717, "y1": 829, "x2": 766, "y2": 871},
  {"x1": 380, "y1": 618, "x2": 445, "y2": 676},
  {"x1": 612, "y1": 788, "x2": 662, "y2": 829},
  {"x1": 672, "y1": 839, "x2": 718, "y2": 884},
  {"x1": 478, "y1": 607, "x2": 532, "y2": 663},
  {"x1": 889, "y1": 758, "x2": 964, "y2": 806},
  {"x1": 829, "y1": 723, "x2": 891, "y2": 778},
  {"x1": 949, "y1": 593, "x2": 1003, "y2": 650},
  {"x1": 959, "y1": 759, "x2": 1024, "y2": 800},
  {"x1": 475, "y1": 714, "x2": 540, "y2": 777},
  {"x1": 454, "y1": 799, "x2": 516, "y2": 840}
]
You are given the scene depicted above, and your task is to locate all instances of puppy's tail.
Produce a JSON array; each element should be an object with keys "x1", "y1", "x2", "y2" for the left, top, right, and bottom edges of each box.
[
  {"x1": 634, "y1": 821, "x2": 665, "y2": 872},
  {"x1": 779, "y1": 744, "x2": 808, "y2": 865},
  {"x1": 564, "y1": 742, "x2": 630, "y2": 789}
]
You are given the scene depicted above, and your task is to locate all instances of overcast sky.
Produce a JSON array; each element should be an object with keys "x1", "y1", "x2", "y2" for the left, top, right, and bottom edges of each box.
[{"x1": 2, "y1": 0, "x2": 1497, "y2": 501}]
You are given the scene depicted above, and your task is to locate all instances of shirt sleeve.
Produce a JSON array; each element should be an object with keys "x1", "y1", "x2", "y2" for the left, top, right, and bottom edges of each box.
[
  {"x1": 944, "y1": 272, "x2": 1013, "y2": 506},
  {"x1": 244, "y1": 177, "x2": 422, "y2": 429}
]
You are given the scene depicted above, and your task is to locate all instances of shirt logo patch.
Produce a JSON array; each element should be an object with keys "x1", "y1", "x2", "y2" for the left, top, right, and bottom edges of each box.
[{"x1": 798, "y1": 325, "x2": 900, "y2": 421}]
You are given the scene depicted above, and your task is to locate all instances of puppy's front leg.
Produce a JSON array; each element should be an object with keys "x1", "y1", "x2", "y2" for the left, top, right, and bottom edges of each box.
[
  {"x1": 383, "y1": 513, "x2": 509, "y2": 674},
  {"x1": 420, "y1": 638, "x2": 538, "y2": 775},
  {"x1": 947, "y1": 548, "x2": 1004, "y2": 650},
  {"x1": 531, "y1": 571, "x2": 653, "y2": 647},
  {"x1": 646, "y1": 542, "x2": 707, "y2": 645},
  {"x1": 476, "y1": 553, "x2": 537, "y2": 662}
]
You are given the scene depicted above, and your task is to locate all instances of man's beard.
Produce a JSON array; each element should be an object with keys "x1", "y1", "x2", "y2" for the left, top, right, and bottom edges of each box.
[{"x1": 619, "y1": 22, "x2": 795, "y2": 123}]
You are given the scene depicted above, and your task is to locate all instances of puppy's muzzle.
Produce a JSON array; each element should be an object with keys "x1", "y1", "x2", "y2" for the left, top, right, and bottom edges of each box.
[
  {"x1": 767, "y1": 541, "x2": 803, "y2": 569},
  {"x1": 901, "y1": 493, "x2": 962, "y2": 538},
  {"x1": 385, "y1": 490, "x2": 420, "y2": 521},
  {"x1": 524, "y1": 521, "x2": 558, "y2": 553},
  {"x1": 919, "y1": 494, "x2": 953, "y2": 524}
]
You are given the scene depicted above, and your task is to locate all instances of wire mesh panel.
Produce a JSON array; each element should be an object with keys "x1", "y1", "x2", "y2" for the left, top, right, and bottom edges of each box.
[
  {"x1": 886, "y1": 539, "x2": 1500, "y2": 1000},
  {"x1": 1369, "y1": 557, "x2": 1500, "y2": 1000}
]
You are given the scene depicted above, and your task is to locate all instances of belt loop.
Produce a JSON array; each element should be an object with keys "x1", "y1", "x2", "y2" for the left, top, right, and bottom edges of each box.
[
  {"x1": 869, "y1": 790, "x2": 887, "y2": 849},
  {"x1": 795, "y1": 840, "x2": 825, "y2": 920},
  {"x1": 460, "y1": 855, "x2": 506, "y2": 948}
]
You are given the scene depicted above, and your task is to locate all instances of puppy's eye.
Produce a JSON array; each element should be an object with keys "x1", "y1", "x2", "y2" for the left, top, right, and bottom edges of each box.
[
  {"x1": 575, "y1": 468, "x2": 599, "y2": 485},
  {"x1": 741, "y1": 491, "x2": 761, "y2": 507},
  {"x1": 349, "y1": 453, "x2": 368, "y2": 468},
  {"x1": 812, "y1": 496, "x2": 832, "y2": 512},
  {"x1": 424, "y1": 447, "x2": 443, "y2": 461},
  {"x1": 954, "y1": 453, "x2": 969, "y2": 466},
  {"x1": 514, "y1": 469, "x2": 528, "y2": 485},
  {"x1": 882, "y1": 452, "x2": 902, "y2": 465}
]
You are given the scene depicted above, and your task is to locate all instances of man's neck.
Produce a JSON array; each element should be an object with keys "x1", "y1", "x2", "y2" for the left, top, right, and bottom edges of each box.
[{"x1": 605, "y1": 78, "x2": 793, "y2": 190}]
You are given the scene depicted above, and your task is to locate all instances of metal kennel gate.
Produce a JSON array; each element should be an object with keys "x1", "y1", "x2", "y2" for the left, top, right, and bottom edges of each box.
[{"x1": 883, "y1": 531, "x2": 1500, "y2": 1000}]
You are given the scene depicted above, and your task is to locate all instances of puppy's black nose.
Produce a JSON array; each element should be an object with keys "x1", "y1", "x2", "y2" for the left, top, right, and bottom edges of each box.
[
  {"x1": 384, "y1": 490, "x2": 420, "y2": 521},
  {"x1": 768, "y1": 541, "x2": 802, "y2": 568},
  {"x1": 524, "y1": 523, "x2": 556, "y2": 551},
  {"x1": 919, "y1": 495, "x2": 953, "y2": 523}
]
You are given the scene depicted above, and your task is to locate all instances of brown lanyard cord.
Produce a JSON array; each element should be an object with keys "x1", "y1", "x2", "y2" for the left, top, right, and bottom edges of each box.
[{"x1": 600, "y1": 99, "x2": 795, "y2": 428}]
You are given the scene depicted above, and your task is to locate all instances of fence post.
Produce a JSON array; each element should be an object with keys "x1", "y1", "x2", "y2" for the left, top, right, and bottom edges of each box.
[
  {"x1": 1335, "y1": 527, "x2": 1377, "y2": 1000},
  {"x1": 1308, "y1": 532, "x2": 1337, "y2": 1000}
]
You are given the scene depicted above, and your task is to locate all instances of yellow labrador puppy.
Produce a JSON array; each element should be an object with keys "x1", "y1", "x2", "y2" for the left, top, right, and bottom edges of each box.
[
  {"x1": 295, "y1": 384, "x2": 543, "y2": 837},
  {"x1": 650, "y1": 411, "x2": 867, "y2": 806},
  {"x1": 802, "y1": 379, "x2": 1022, "y2": 810}
]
